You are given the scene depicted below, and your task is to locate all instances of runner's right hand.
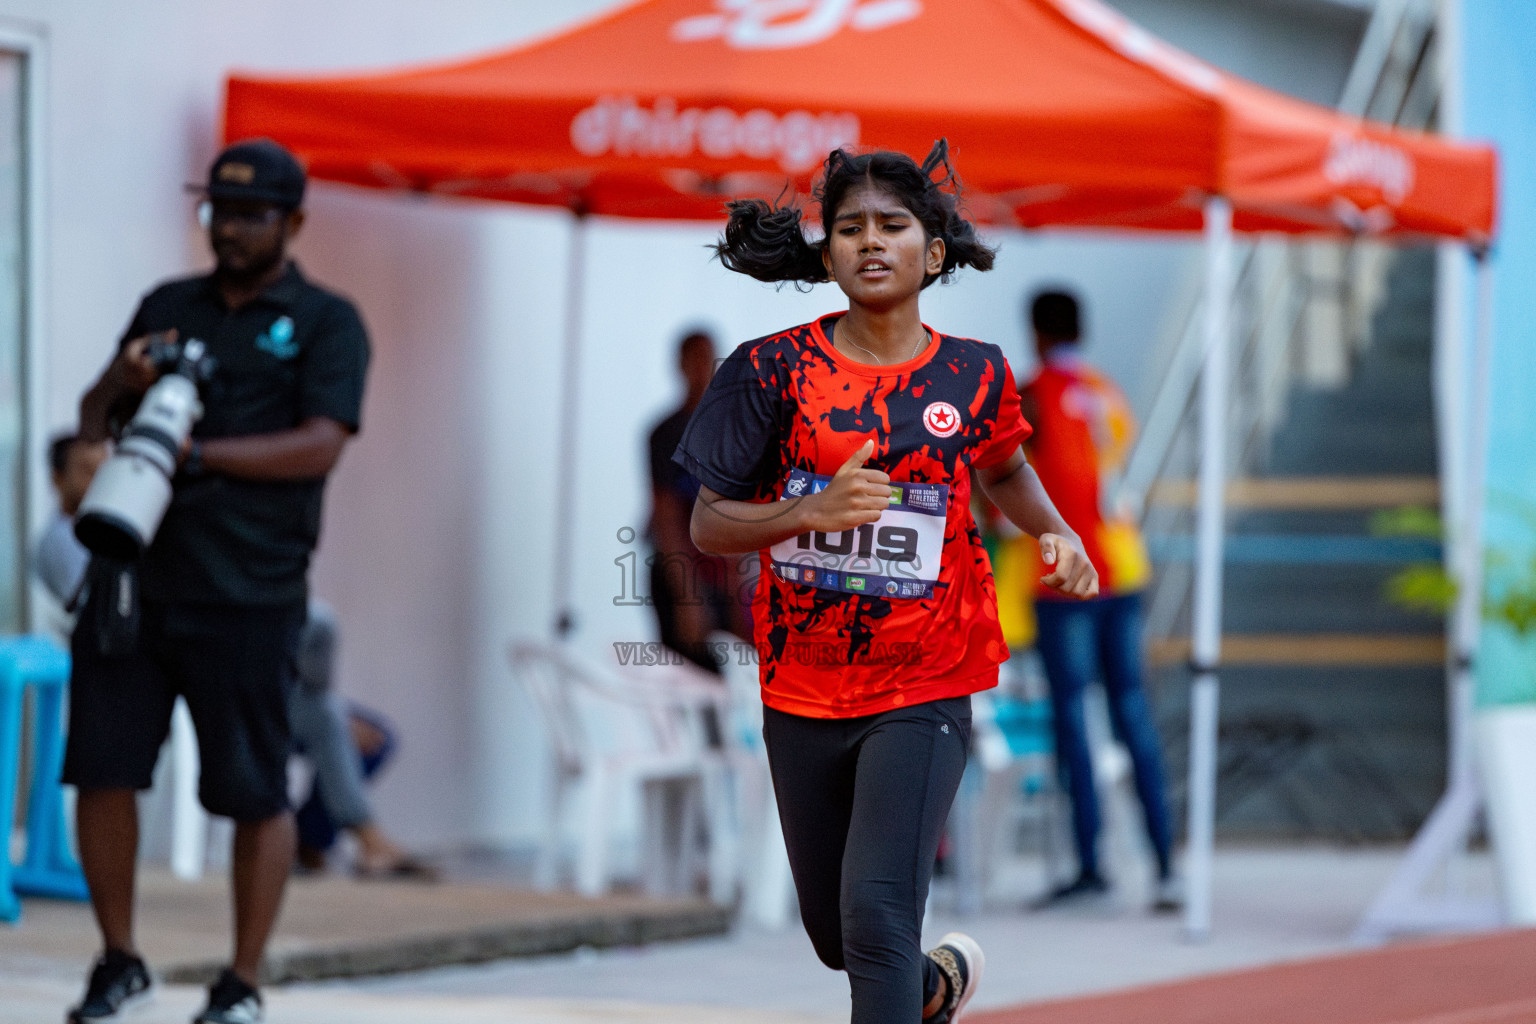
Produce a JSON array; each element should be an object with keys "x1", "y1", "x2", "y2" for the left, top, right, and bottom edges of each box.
[{"x1": 800, "y1": 440, "x2": 892, "y2": 533}]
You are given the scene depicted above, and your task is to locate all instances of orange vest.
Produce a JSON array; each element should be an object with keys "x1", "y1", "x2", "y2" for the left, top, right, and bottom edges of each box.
[{"x1": 1021, "y1": 354, "x2": 1150, "y2": 598}]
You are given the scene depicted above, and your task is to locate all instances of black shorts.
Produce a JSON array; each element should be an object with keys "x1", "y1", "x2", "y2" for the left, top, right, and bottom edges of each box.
[{"x1": 63, "y1": 596, "x2": 305, "y2": 821}]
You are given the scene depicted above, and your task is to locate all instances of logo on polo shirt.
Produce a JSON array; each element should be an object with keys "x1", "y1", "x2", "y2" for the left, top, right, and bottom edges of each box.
[
  {"x1": 218, "y1": 162, "x2": 256, "y2": 184},
  {"x1": 255, "y1": 315, "x2": 298, "y2": 360},
  {"x1": 923, "y1": 401, "x2": 960, "y2": 438}
]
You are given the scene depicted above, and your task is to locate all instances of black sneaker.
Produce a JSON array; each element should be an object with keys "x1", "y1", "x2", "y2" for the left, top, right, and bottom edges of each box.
[
  {"x1": 1151, "y1": 873, "x2": 1185, "y2": 914},
  {"x1": 924, "y1": 931, "x2": 985, "y2": 1024},
  {"x1": 192, "y1": 969, "x2": 263, "y2": 1024},
  {"x1": 1031, "y1": 871, "x2": 1111, "y2": 909},
  {"x1": 67, "y1": 949, "x2": 152, "y2": 1022}
]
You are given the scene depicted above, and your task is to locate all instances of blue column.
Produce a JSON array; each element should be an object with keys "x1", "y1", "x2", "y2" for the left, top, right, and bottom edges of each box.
[{"x1": 1464, "y1": 1, "x2": 1536, "y2": 707}]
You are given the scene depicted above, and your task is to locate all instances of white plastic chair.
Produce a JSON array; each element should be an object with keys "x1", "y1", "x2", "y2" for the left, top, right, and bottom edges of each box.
[
  {"x1": 947, "y1": 687, "x2": 1063, "y2": 913},
  {"x1": 167, "y1": 699, "x2": 208, "y2": 878},
  {"x1": 510, "y1": 641, "x2": 731, "y2": 899},
  {"x1": 621, "y1": 656, "x2": 761, "y2": 906},
  {"x1": 1083, "y1": 686, "x2": 1144, "y2": 896},
  {"x1": 707, "y1": 631, "x2": 796, "y2": 928},
  {"x1": 134, "y1": 698, "x2": 214, "y2": 880}
]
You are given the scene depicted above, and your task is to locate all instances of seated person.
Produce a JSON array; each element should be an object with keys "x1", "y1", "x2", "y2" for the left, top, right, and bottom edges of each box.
[
  {"x1": 36, "y1": 433, "x2": 430, "y2": 881},
  {"x1": 289, "y1": 600, "x2": 436, "y2": 880},
  {"x1": 34, "y1": 432, "x2": 109, "y2": 612}
]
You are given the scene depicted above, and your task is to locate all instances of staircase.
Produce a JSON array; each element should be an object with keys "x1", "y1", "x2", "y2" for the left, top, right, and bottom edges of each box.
[
  {"x1": 1111, "y1": 0, "x2": 1453, "y2": 843},
  {"x1": 1147, "y1": 248, "x2": 1446, "y2": 840}
]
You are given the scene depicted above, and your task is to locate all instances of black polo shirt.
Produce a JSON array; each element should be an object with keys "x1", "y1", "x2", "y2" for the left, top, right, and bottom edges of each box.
[
  {"x1": 648, "y1": 405, "x2": 701, "y2": 503},
  {"x1": 115, "y1": 262, "x2": 369, "y2": 606}
]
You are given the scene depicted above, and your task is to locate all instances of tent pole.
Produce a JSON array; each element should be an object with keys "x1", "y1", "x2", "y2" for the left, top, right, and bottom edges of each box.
[
  {"x1": 551, "y1": 209, "x2": 589, "y2": 638},
  {"x1": 1351, "y1": 246, "x2": 1499, "y2": 944},
  {"x1": 1184, "y1": 196, "x2": 1232, "y2": 942},
  {"x1": 1432, "y1": 242, "x2": 1468, "y2": 722},
  {"x1": 1452, "y1": 250, "x2": 1494, "y2": 782}
]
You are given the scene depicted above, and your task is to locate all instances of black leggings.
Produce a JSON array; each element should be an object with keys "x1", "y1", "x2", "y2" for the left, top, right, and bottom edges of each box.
[{"x1": 764, "y1": 696, "x2": 972, "y2": 1024}]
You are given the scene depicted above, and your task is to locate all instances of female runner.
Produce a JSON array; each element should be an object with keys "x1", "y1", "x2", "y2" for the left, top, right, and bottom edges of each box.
[{"x1": 675, "y1": 140, "x2": 1098, "y2": 1024}]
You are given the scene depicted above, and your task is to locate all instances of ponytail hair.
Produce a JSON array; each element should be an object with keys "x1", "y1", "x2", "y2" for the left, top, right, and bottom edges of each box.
[
  {"x1": 713, "y1": 196, "x2": 828, "y2": 286},
  {"x1": 712, "y1": 138, "x2": 997, "y2": 290}
]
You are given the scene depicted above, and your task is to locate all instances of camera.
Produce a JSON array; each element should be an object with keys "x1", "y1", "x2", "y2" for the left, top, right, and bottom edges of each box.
[
  {"x1": 75, "y1": 337, "x2": 216, "y2": 559},
  {"x1": 145, "y1": 334, "x2": 203, "y2": 375}
]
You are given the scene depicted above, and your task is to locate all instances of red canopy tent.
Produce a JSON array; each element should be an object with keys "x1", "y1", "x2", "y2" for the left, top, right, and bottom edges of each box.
[
  {"x1": 225, "y1": 0, "x2": 1494, "y2": 239},
  {"x1": 223, "y1": 0, "x2": 1498, "y2": 938}
]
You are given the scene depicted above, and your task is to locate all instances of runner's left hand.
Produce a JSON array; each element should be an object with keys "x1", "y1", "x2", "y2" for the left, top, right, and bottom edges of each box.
[{"x1": 1039, "y1": 533, "x2": 1099, "y2": 600}]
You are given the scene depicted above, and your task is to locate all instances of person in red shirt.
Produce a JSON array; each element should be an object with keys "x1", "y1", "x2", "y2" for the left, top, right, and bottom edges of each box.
[
  {"x1": 677, "y1": 141, "x2": 1096, "y2": 1024},
  {"x1": 1021, "y1": 289, "x2": 1179, "y2": 912}
]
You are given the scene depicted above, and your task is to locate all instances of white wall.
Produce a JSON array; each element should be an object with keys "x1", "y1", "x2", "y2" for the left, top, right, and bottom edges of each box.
[
  {"x1": 13, "y1": 0, "x2": 1361, "y2": 852},
  {"x1": 15, "y1": 0, "x2": 618, "y2": 849},
  {"x1": 1110, "y1": 0, "x2": 1366, "y2": 107}
]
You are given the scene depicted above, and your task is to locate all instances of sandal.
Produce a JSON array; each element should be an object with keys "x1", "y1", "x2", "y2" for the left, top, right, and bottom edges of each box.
[{"x1": 353, "y1": 854, "x2": 441, "y2": 882}]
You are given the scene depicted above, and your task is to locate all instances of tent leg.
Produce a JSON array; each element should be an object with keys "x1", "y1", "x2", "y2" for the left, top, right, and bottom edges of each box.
[
  {"x1": 1353, "y1": 247, "x2": 1498, "y2": 943},
  {"x1": 1184, "y1": 196, "x2": 1232, "y2": 943},
  {"x1": 1452, "y1": 252, "x2": 1494, "y2": 785},
  {"x1": 551, "y1": 211, "x2": 589, "y2": 638}
]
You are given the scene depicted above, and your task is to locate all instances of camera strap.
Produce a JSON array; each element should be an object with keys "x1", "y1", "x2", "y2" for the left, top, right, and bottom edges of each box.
[{"x1": 85, "y1": 555, "x2": 142, "y2": 657}]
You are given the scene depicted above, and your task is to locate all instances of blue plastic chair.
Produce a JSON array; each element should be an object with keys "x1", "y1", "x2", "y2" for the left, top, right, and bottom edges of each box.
[
  {"x1": 948, "y1": 694, "x2": 1059, "y2": 914},
  {"x1": 0, "y1": 634, "x2": 90, "y2": 922},
  {"x1": 993, "y1": 696, "x2": 1053, "y2": 752}
]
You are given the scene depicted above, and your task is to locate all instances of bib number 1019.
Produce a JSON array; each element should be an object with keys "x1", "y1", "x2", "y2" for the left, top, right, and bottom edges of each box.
[
  {"x1": 797, "y1": 524, "x2": 918, "y2": 562},
  {"x1": 770, "y1": 469, "x2": 947, "y2": 599}
]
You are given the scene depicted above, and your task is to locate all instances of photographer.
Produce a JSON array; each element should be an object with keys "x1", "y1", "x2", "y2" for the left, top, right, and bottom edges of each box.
[{"x1": 65, "y1": 139, "x2": 369, "y2": 1024}]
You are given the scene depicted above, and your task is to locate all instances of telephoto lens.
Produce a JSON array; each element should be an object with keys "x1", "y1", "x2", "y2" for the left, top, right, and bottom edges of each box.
[{"x1": 75, "y1": 338, "x2": 213, "y2": 559}]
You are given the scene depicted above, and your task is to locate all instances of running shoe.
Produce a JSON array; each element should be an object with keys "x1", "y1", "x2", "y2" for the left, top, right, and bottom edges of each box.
[
  {"x1": 924, "y1": 931, "x2": 985, "y2": 1024},
  {"x1": 191, "y1": 969, "x2": 263, "y2": 1024},
  {"x1": 66, "y1": 949, "x2": 152, "y2": 1022}
]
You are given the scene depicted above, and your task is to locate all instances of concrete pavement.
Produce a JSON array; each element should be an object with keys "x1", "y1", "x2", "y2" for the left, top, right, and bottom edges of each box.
[
  {"x1": 0, "y1": 868, "x2": 728, "y2": 988},
  {"x1": 0, "y1": 976, "x2": 840, "y2": 1024},
  {"x1": 332, "y1": 845, "x2": 1499, "y2": 1016},
  {"x1": 0, "y1": 845, "x2": 1504, "y2": 1023}
]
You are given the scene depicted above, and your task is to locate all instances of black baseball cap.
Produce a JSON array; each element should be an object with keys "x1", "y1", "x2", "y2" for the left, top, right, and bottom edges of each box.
[{"x1": 201, "y1": 138, "x2": 306, "y2": 208}]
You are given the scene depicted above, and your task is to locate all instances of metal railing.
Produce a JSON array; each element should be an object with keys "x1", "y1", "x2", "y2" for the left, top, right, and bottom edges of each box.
[{"x1": 1122, "y1": 0, "x2": 1442, "y2": 647}]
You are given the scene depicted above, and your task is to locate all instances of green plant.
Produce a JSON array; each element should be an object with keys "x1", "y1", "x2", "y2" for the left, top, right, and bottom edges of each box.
[
  {"x1": 1486, "y1": 552, "x2": 1536, "y2": 638},
  {"x1": 1374, "y1": 498, "x2": 1536, "y2": 640}
]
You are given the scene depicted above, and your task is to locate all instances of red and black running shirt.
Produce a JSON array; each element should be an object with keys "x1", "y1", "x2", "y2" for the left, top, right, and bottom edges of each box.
[{"x1": 675, "y1": 313, "x2": 1031, "y2": 719}]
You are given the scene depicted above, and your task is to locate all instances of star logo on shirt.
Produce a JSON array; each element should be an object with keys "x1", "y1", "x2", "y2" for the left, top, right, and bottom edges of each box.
[{"x1": 923, "y1": 401, "x2": 961, "y2": 438}]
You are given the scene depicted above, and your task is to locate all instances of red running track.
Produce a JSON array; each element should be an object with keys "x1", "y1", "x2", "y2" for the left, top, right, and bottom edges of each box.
[{"x1": 970, "y1": 929, "x2": 1536, "y2": 1024}]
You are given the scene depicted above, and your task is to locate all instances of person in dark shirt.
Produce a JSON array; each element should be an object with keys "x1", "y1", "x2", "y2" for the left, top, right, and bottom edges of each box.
[
  {"x1": 65, "y1": 139, "x2": 369, "y2": 1024},
  {"x1": 646, "y1": 330, "x2": 747, "y2": 672}
]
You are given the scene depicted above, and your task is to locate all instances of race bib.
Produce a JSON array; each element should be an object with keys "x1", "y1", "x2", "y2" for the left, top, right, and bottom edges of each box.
[{"x1": 769, "y1": 469, "x2": 949, "y2": 599}]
